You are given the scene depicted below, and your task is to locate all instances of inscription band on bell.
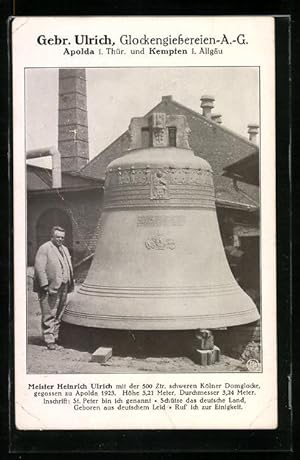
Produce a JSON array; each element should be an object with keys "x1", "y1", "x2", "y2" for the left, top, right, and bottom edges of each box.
[{"x1": 137, "y1": 215, "x2": 186, "y2": 227}]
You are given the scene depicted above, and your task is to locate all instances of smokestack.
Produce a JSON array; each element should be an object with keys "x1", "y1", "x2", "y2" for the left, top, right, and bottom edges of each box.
[
  {"x1": 161, "y1": 95, "x2": 173, "y2": 102},
  {"x1": 58, "y1": 68, "x2": 89, "y2": 173},
  {"x1": 247, "y1": 124, "x2": 259, "y2": 143},
  {"x1": 200, "y1": 95, "x2": 215, "y2": 118},
  {"x1": 211, "y1": 113, "x2": 222, "y2": 124}
]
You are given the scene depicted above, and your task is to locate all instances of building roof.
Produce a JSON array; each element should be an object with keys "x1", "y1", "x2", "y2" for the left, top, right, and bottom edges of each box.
[
  {"x1": 27, "y1": 164, "x2": 103, "y2": 192},
  {"x1": 223, "y1": 152, "x2": 259, "y2": 186},
  {"x1": 215, "y1": 175, "x2": 259, "y2": 210},
  {"x1": 80, "y1": 95, "x2": 259, "y2": 209}
]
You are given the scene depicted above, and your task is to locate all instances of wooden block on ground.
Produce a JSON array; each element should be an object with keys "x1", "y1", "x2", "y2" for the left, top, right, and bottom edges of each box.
[
  {"x1": 91, "y1": 347, "x2": 112, "y2": 363},
  {"x1": 194, "y1": 346, "x2": 221, "y2": 366}
]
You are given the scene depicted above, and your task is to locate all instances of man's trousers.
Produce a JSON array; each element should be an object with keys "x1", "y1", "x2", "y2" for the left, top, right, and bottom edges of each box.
[{"x1": 39, "y1": 283, "x2": 68, "y2": 344}]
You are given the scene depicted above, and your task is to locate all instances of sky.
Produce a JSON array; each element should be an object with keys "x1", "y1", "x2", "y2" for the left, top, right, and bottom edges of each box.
[{"x1": 26, "y1": 67, "x2": 259, "y2": 168}]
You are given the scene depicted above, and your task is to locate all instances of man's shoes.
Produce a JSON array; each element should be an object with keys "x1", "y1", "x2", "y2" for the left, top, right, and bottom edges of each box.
[{"x1": 47, "y1": 343, "x2": 63, "y2": 351}]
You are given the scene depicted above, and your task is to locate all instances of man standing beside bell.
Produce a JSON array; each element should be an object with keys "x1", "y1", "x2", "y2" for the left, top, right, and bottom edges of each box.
[{"x1": 33, "y1": 226, "x2": 74, "y2": 350}]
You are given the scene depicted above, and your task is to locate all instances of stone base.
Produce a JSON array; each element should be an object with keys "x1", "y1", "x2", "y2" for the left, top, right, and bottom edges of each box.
[
  {"x1": 91, "y1": 347, "x2": 112, "y2": 363},
  {"x1": 193, "y1": 345, "x2": 221, "y2": 366}
]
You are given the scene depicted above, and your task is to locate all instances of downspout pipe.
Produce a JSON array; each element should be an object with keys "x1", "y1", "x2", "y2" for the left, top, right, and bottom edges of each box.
[{"x1": 26, "y1": 147, "x2": 62, "y2": 189}]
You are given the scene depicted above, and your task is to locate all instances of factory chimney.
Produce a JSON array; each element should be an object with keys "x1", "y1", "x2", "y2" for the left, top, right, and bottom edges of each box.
[{"x1": 58, "y1": 68, "x2": 89, "y2": 173}]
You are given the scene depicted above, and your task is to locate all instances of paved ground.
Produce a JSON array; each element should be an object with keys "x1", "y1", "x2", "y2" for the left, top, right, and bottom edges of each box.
[{"x1": 27, "y1": 273, "x2": 248, "y2": 374}]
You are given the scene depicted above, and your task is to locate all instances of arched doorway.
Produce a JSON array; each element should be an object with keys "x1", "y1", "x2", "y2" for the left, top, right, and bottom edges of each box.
[{"x1": 36, "y1": 208, "x2": 73, "y2": 256}]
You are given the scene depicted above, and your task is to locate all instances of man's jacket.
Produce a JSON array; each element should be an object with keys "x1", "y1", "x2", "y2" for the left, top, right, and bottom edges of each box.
[{"x1": 33, "y1": 241, "x2": 74, "y2": 293}]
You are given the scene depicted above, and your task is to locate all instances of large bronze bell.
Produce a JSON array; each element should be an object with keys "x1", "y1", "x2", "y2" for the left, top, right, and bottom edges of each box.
[{"x1": 63, "y1": 113, "x2": 259, "y2": 330}]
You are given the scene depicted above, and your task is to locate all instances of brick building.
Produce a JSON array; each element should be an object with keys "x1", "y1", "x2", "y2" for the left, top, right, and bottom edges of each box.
[
  {"x1": 27, "y1": 69, "x2": 260, "y2": 296},
  {"x1": 27, "y1": 165, "x2": 103, "y2": 267}
]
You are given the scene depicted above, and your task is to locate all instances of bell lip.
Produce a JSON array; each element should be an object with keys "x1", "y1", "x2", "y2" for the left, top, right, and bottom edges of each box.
[
  {"x1": 63, "y1": 293, "x2": 260, "y2": 330},
  {"x1": 62, "y1": 313, "x2": 260, "y2": 330},
  {"x1": 107, "y1": 147, "x2": 212, "y2": 173}
]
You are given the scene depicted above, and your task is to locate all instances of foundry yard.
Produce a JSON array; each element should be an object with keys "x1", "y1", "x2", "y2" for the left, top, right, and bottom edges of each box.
[{"x1": 27, "y1": 273, "x2": 248, "y2": 374}]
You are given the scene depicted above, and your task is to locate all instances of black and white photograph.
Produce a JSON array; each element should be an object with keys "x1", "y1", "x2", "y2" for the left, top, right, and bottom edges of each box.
[{"x1": 25, "y1": 66, "x2": 261, "y2": 374}]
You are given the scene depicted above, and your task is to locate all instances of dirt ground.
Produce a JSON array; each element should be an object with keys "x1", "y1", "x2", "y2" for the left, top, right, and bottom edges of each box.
[{"x1": 27, "y1": 272, "x2": 248, "y2": 374}]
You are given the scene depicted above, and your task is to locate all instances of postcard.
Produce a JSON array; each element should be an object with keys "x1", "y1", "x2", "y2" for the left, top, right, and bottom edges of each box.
[{"x1": 12, "y1": 16, "x2": 276, "y2": 430}]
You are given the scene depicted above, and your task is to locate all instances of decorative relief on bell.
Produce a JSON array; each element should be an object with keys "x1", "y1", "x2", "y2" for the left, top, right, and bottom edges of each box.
[
  {"x1": 188, "y1": 169, "x2": 204, "y2": 185},
  {"x1": 171, "y1": 169, "x2": 187, "y2": 185},
  {"x1": 145, "y1": 234, "x2": 176, "y2": 250},
  {"x1": 182, "y1": 124, "x2": 191, "y2": 149},
  {"x1": 105, "y1": 167, "x2": 213, "y2": 187},
  {"x1": 150, "y1": 112, "x2": 166, "y2": 128},
  {"x1": 104, "y1": 166, "x2": 215, "y2": 210},
  {"x1": 119, "y1": 170, "x2": 131, "y2": 185},
  {"x1": 152, "y1": 127, "x2": 168, "y2": 147},
  {"x1": 150, "y1": 169, "x2": 170, "y2": 200}
]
